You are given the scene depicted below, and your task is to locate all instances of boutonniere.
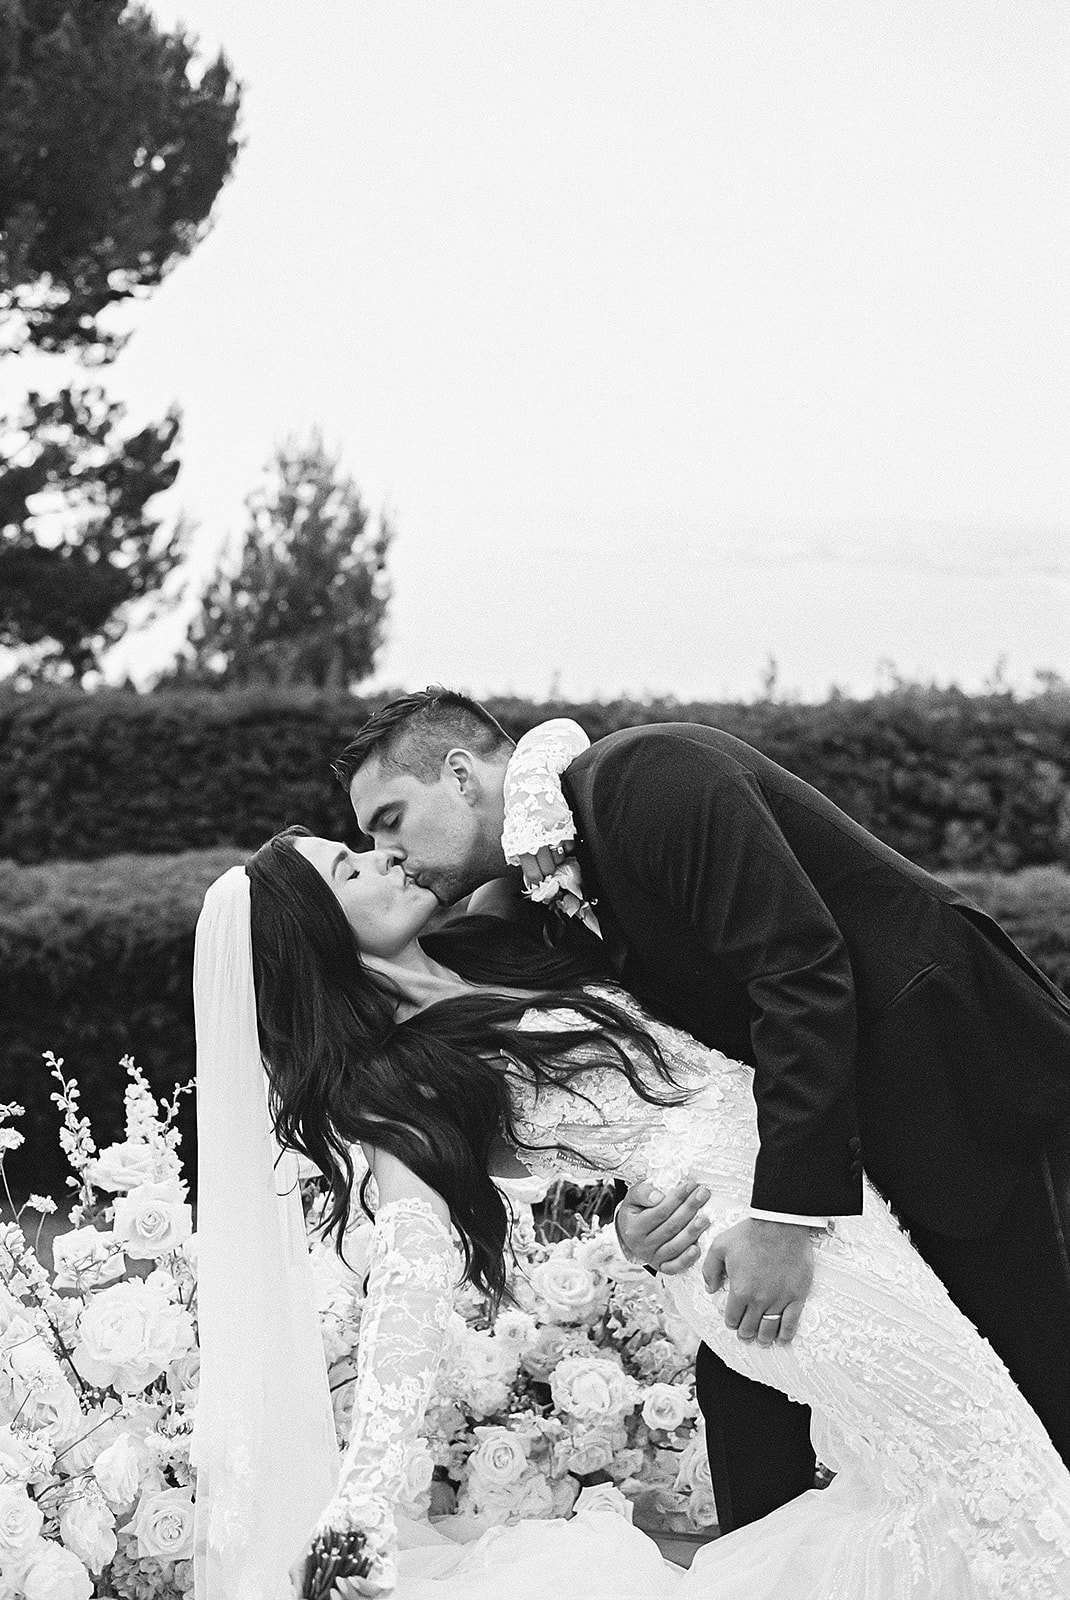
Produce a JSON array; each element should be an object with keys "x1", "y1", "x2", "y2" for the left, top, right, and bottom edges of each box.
[{"x1": 524, "y1": 858, "x2": 600, "y2": 932}]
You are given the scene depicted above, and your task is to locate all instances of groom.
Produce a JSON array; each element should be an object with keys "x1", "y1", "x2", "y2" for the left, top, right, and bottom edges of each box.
[{"x1": 335, "y1": 688, "x2": 1070, "y2": 1530}]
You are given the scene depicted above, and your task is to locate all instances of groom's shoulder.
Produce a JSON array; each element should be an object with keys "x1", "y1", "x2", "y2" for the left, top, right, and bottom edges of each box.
[
  {"x1": 575, "y1": 720, "x2": 751, "y2": 769},
  {"x1": 570, "y1": 721, "x2": 756, "y2": 793}
]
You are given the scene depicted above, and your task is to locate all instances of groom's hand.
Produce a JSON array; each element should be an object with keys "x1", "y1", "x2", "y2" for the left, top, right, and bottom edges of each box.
[
  {"x1": 614, "y1": 1180, "x2": 712, "y2": 1273},
  {"x1": 702, "y1": 1218, "x2": 813, "y2": 1345}
]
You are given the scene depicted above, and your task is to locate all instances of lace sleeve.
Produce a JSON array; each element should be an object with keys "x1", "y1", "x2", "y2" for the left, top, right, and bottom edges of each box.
[
  {"x1": 314, "y1": 1197, "x2": 456, "y2": 1593},
  {"x1": 502, "y1": 718, "x2": 590, "y2": 864}
]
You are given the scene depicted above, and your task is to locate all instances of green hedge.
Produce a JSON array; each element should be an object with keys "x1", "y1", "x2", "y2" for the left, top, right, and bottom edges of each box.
[
  {"x1": 0, "y1": 848, "x2": 242, "y2": 1195},
  {"x1": 4, "y1": 850, "x2": 1070, "y2": 1195},
  {"x1": 2, "y1": 686, "x2": 1070, "y2": 870}
]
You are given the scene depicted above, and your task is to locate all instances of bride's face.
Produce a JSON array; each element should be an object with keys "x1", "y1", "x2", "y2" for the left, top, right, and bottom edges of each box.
[{"x1": 293, "y1": 836, "x2": 439, "y2": 958}]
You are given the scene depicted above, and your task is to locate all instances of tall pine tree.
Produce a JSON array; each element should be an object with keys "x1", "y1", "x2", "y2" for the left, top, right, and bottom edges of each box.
[
  {"x1": 0, "y1": 386, "x2": 189, "y2": 681},
  {"x1": 179, "y1": 434, "x2": 392, "y2": 691},
  {"x1": 0, "y1": 0, "x2": 241, "y2": 360},
  {"x1": 0, "y1": 1, "x2": 240, "y2": 679}
]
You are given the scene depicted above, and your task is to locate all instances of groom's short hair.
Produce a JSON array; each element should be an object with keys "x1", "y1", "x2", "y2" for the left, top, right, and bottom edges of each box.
[{"x1": 332, "y1": 687, "x2": 514, "y2": 788}]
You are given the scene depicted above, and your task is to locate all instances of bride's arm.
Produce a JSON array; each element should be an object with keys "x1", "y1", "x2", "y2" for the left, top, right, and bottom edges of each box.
[
  {"x1": 293, "y1": 1149, "x2": 456, "y2": 1597},
  {"x1": 502, "y1": 717, "x2": 590, "y2": 876}
]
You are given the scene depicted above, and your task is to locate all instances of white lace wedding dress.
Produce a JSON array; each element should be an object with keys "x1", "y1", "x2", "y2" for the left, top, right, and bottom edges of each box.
[{"x1": 321, "y1": 1000, "x2": 1070, "y2": 1600}]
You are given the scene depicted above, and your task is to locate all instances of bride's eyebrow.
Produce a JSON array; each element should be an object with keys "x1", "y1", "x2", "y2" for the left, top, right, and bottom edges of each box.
[{"x1": 330, "y1": 848, "x2": 348, "y2": 876}]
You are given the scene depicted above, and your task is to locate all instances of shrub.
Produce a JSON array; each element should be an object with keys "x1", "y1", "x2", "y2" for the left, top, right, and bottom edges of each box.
[
  {"x1": 1, "y1": 685, "x2": 1070, "y2": 869},
  {"x1": 0, "y1": 848, "x2": 242, "y2": 1194},
  {"x1": 941, "y1": 866, "x2": 1070, "y2": 998},
  {"x1": 4, "y1": 849, "x2": 1069, "y2": 1196}
]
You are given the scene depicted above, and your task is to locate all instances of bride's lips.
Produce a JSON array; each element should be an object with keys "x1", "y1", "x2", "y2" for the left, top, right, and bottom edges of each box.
[{"x1": 400, "y1": 868, "x2": 438, "y2": 899}]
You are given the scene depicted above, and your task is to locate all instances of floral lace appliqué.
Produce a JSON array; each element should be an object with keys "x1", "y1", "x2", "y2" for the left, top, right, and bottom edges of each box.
[{"x1": 502, "y1": 719, "x2": 589, "y2": 864}]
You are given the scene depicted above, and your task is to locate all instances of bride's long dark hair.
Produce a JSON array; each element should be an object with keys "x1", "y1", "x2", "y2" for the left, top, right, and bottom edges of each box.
[{"x1": 245, "y1": 827, "x2": 685, "y2": 1304}]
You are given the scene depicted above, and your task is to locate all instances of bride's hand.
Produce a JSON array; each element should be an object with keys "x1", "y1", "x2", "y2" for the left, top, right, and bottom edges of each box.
[
  {"x1": 289, "y1": 1545, "x2": 381, "y2": 1598},
  {"x1": 518, "y1": 840, "x2": 573, "y2": 891}
]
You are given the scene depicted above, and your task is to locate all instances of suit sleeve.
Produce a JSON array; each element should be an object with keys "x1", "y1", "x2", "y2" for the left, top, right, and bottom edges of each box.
[{"x1": 590, "y1": 734, "x2": 862, "y2": 1216}]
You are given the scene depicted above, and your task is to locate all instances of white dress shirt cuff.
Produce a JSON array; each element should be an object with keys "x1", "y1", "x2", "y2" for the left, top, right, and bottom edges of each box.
[{"x1": 748, "y1": 1207, "x2": 830, "y2": 1229}]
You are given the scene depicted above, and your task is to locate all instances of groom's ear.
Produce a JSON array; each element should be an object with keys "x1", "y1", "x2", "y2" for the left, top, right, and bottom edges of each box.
[{"x1": 443, "y1": 747, "x2": 479, "y2": 802}]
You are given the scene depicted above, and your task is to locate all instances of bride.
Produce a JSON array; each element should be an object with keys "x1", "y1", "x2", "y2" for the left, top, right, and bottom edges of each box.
[{"x1": 191, "y1": 818, "x2": 1070, "y2": 1599}]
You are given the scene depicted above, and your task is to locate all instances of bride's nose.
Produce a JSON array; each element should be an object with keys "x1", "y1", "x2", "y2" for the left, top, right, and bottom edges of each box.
[{"x1": 371, "y1": 848, "x2": 404, "y2": 874}]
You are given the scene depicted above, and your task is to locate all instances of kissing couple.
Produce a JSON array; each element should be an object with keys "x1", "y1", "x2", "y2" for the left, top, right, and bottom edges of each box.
[{"x1": 191, "y1": 689, "x2": 1070, "y2": 1599}]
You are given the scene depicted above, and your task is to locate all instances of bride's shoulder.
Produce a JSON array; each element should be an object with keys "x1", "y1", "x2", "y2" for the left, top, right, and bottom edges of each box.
[{"x1": 515, "y1": 985, "x2": 642, "y2": 1033}]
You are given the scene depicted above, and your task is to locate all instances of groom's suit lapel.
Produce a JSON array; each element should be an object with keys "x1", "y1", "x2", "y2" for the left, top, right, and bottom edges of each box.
[
  {"x1": 553, "y1": 760, "x2": 628, "y2": 978},
  {"x1": 570, "y1": 833, "x2": 628, "y2": 977}
]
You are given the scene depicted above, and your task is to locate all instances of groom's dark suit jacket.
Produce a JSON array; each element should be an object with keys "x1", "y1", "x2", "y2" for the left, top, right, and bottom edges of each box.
[{"x1": 559, "y1": 722, "x2": 1070, "y2": 1238}]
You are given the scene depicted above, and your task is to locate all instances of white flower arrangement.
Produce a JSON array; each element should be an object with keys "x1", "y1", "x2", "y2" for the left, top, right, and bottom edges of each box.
[
  {"x1": 0, "y1": 1057, "x2": 196, "y2": 1600},
  {"x1": 307, "y1": 1164, "x2": 715, "y2": 1546},
  {"x1": 0, "y1": 1055, "x2": 714, "y2": 1598}
]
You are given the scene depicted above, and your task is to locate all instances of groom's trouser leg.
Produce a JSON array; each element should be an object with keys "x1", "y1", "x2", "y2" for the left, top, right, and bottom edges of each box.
[
  {"x1": 901, "y1": 1143, "x2": 1070, "y2": 1468},
  {"x1": 695, "y1": 1340, "x2": 816, "y2": 1532}
]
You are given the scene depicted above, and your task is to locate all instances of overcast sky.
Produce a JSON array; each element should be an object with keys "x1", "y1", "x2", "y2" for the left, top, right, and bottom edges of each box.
[{"x1": 8, "y1": 1, "x2": 1069, "y2": 699}]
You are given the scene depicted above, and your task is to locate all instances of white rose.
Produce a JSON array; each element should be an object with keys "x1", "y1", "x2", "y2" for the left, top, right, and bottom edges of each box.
[
  {"x1": 464, "y1": 1379, "x2": 512, "y2": 1421},
  {"x1": 112, "y1": 1181, "x2": 193, "y2": 1261},
  {"x1": 566, "y1": 1427, "x2": 617, "y2": 1477},
  {"x1": 574, "y1": 1227, "x2": 646, "y2": 1283},
  {"x1": 466, "y1": 1427, "x2": 529, "y2": 1489},
  {"x1": 130, "y1": 1485, "x2": 195, "y2": 1560},
  {"x1": 573, "y1": 1482, "x2": 634, "y2": 1521},
  {"x1": 543, "y1": 1475, "x2": 575, "y2": 1519},
  {"x1": 490, "y1": 1309, "x2": 536, "y2": 1352},
  {"x1": 641, "y1": 1382, "x2": 695, "y2": 1434},
  {"x1": 51, "y1": 1228, "x2": 125, "y2": 1291},
  {"x1": 87, "y1": 1140, "x2": 180, "y2": 1193},
  {"x1": 607, "y1": 1446, "x2": 646, "y2": 1482},
  {"x1": 673, "y1": 1425, "x2": 713, "y2": 1497},
  {"x1": 528, "y1": 1258, "x2": 609, "y2": 1324},
  {"x1": 59, "y1": 1488, "x2": 117, "y2": 1573},
  {"x1": 398, "y1": 1439, "x2": 435, "y2": 1517},
  {"x1": 508, "y1": 1472, "x2": 555, "y2": 1521},
  {"x1": 463, "y1": 1330, "x2": 519, "y2": 1386},
  {"x1": 519, "y1": 1324, "x2": 581, "y2": 1381},
  {"x1": 686, "y1": 1489, "x2": 718, "y2": 1529},
  {"x1": 0, "y1": 1483, "x2": 43, "y2": 1551},
  {"x1": 454, "y1": 1329, "x2": 518, "y2": 1418},
  {"x1": 73, "y1": 1280, "x2": 193, "y2": 1393},
  {"x1": 549, "y1": 1356, "x2": 637, "y2": 1422},
  {"x1": 20, "y1": 1540, "x2": 93, "y2": 1600},
  {"x1": 22, "y1": 1375, "x2": 83, "y2": 1448},
  {"x1": 144, "y1": 1267, "x2": 179, "y2": 1299},
  {"x1": 165, "y1": 1350, "x2": 201, "y2": 1408},
  {"x1": 92, "y1": 1433, "x2": 144, "y2": 1507}
]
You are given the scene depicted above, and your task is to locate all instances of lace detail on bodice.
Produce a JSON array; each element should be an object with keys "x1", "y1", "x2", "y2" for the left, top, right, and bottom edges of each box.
[
  {"x1": 504, "y1": 1002, "x2": 1070, "y2": 1597},
  {"x1": 505, "y1": 999, "x2": 756, "y2": 1223}
]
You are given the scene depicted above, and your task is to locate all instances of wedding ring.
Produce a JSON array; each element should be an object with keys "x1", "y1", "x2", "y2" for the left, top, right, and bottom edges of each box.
[{"x1": 760, "y1": 1313, "x2": 782, "y2": 1321}]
